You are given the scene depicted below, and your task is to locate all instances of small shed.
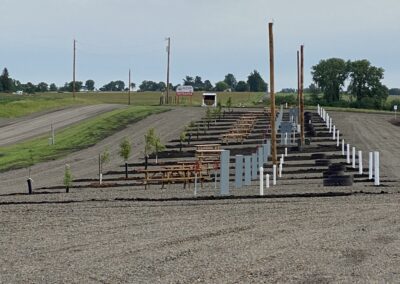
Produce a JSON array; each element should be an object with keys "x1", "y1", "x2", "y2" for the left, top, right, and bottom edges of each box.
[{"x1": 202, "y1": 93, "x2": 217, "y2": 107}]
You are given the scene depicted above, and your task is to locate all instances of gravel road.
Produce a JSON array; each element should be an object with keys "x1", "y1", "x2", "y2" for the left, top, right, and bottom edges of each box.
[{"x1": 0, "y1": 104, "x2": 125, "y2": 147}]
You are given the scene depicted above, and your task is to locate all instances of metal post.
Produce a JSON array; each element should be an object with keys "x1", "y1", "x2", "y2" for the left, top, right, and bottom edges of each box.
[
  {"x1": 352, "y1": 147, "x2": 356, "y2": 168},
  {"x1": 272, "y1": 165, "x2": 277, "y2": 185},
  {"x1": 27, "y1": 178, "x2": 33, "y2": 195},
  {"x1": 300, "y1": 45, "x2": 305, "y2": 145}
]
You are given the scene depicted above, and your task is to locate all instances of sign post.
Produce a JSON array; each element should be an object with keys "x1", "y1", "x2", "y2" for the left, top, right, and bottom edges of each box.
[{"x1": 176, "y1": 85, "x2": 194, "y2": 105}]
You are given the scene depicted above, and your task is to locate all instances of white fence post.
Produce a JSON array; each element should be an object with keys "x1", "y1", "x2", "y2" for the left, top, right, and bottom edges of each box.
[
  {"x1": 369, "y1": 152, "x2": 374, "y2": 180},
  {"x1": 266, "y1": 174, "x2": 270, "y2": 189},
  {"x1": 273, "y1": 165, "x2": 277, "y2": 185},
  {"x1": 342, "y1": 139, "x2": 345, "y2": 156},
  {"x1": 374, "y1": 151, "x2": 380, "y2": 186},
  {"x1": 337, "y1": 130, "x2": 340, "y2": 147},
  {"x1": 347, "y1": 144, "x2": 351, "y2": 164},
  {"x1": 259, "y1": 167, "x2": 264, "y2": 196},
  {"x1": 333, "y1": 125, "x2": 336, "y2": 140},
  {"x1": 358, "y1": 150, "x2": 363, "y2": 175},
  {"x1": 352, "y1": 147, "x2": 356, "y2": 169}
]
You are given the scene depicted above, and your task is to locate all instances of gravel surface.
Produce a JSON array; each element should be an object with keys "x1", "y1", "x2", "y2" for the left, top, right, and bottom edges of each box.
[
  {"x1": 1, "y1": 107, "x2": 400, "y2": 283},
  {"x1": 1, "y1": 195, "x2": 399, "y2": 283},
  {"x1": 0, "y1": 104, "x2": 125, "y2": 147}
]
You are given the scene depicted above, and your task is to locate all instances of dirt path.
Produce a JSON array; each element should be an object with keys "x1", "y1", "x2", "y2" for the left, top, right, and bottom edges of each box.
[
  {"x1": 0, "y1": 107, "x2": 205, "y2": 194},
  {"x1": 329, "y1": 111, "x2": 400, "y2": 180},
  {"x1": 0, "y1": 104, "x2": 125, "y2": 147}
]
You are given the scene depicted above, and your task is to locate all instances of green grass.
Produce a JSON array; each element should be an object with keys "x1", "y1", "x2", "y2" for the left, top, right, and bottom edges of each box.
[
  {"x1": 0, "y1": 106, "x2": 169, "y2": 172},
  {"x1": 0, "y1": 91, "x2": 266, "y2": 118},
  {"x1": 0, "y1": 96, "x2": 97, "y2": 118}
]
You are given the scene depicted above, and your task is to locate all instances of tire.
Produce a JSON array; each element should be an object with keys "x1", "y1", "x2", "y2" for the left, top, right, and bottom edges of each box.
[
  {"x1": 328, "y1": 164, "x2": 346, "y2": 172},
  {"x1": 315, "y1": 159, "x2": 331, "y2": 166},
  {"x1": 311, "y1": 153, "x2": 327, "y2": 159},
  {"x1": 323, "y1": 175, "x2": 353, "y2": 186},
  {"x1": 323, "y1": 170, "x2": 345, "y2": 178}
]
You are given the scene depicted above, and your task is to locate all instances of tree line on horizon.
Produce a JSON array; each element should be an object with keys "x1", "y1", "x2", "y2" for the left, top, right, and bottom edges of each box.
[{"x1": 0, "y1": 68, "x2": 268, "y2": 94}]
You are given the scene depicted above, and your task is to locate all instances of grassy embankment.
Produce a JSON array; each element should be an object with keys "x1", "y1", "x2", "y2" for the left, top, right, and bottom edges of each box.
[{"x1": 0, "y1": 106, "x2": 168, "y2": 172}]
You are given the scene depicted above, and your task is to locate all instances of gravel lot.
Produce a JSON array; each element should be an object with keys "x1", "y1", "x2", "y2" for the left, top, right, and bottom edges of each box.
[{"x1": 1, "y1": 108, "x2": 400, "y2": 283}]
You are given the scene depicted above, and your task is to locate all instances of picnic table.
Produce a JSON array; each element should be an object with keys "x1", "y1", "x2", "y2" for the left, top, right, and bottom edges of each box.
[
  {"x1": 195, "y1": 149, "x2": 224, "y2": 161},
  {"x1": 195, "y1": 144, "x2": 221, "y2": 151}
]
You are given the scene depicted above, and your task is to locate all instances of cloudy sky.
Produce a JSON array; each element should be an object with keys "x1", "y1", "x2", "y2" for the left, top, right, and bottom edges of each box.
[{"x1": 1, "y1": 0, "x2": 399, "y2": 90}]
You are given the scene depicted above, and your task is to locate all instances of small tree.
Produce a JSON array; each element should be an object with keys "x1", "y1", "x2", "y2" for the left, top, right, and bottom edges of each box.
[
  {"x1": 153, "y1": 137, "x2": 165, "y2": 164},
  {"x1": 119, "y1": 138, "x2": 132, "y2": 178},
  {"x1": 179, "y1": 130, "x2": 187, "y2": 152},
  {"x1": 226, "y1": 97, "x2": 232, "y2": 112},
  {"x1": 205, "y1": 107, "x2": 212, "y2": 129},
  {"x1": 99, "y1": 147, "x2": 110, "y2": 183},
  {"x1": 119, "y1": 138, "x2": 131, "y2": 162},
  {"x1": 63, "y1": 164, "x2": 73, "y2": 193},
  {"x1": 144, "y1": 128, "x2": 156, "y2": 169}
]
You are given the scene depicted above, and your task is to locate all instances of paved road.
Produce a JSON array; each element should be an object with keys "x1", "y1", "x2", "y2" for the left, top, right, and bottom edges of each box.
[{"x1": 0, "y1": 104, "x2": 124, "y2": 147}]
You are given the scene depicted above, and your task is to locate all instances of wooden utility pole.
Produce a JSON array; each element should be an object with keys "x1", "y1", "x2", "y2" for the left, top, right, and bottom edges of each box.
[
  {"x1": 297, "y1": 50, "x2": 300, "y2": 124},
  {"x1": 300, "y1": 45, "x2": 305, "y2": 145},
  {"x1": 269, "y1": 22, "x2": 277, "y2": 165},
  {"x1": 73, "y1": 39, "x2": 76, "y2": 99},
  {"x1": 128, "y1": 69, "x2": 131, "y2": 105},
  {"x1": 166, "y1": 37, "x2": 171, "y2": 104}
]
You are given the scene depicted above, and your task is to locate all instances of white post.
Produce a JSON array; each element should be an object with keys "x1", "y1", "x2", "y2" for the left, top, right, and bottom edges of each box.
[
  {"x1": 281, "y1": 154, "x2": 284, "y2": 164},
  {"x1": 273, "y1": 165, "x2": 277, "y2": 185},
  {"x1": 358, "y1": 150, "x2": 363, "y2": 175},
  {"x1": 329, "y1": 118, "x2": 332, "y2": 133},
  {"x1": 369, "y1": 152, "x2": 374, "y2": 180},
  {"x1": 317, "y1": 104, "x2": 320, "y2": 115},
  {"x1": 352, "y1": 147, "x2": 356, "y2": 168},
  {"x1": 266, "y1": 174, "x2": 270, "y2": 189},
  {"x1": 346, "y1": 144, "x2": 350, "y2": 164},
  {"x1": 284, "y1": 133, "x2": 288, "y2": 145},
  {"x1": 333, "y1": 125, "x2": 336, "y2": 140},
  {"x1": 194, "y1": 173, "x2": 198, "y2": 196},
  {"x1": 374, "y1": 151, "x2": 380, "y2": 186},
  {"x1": 99, "y1": 173, "x2": 103, "y2": 185},
  {"x1": 259, "y1": 167, "x2": 264, "y2": 196},
  {"x1": 285, "y1": 147, "x2": 288, "y2": 157},
  {"x1": 337, "y1": 130, "x2": 340, "y2": 147},
  {"x1": 279, "y1": 162, "x2": 283, "y2": 178},
  {"x1": 342, "y1": 139, "x2": 345, "y2": 156}
]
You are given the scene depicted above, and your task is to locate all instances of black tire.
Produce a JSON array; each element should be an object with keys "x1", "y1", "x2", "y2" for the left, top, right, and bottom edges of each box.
[
  {"x1": 323, "y1": 170, "x2": 345, "y2": 178},
  {"x1": 328, "y1": 164, "x2": 346, "y2": 172},
  {"x1": 323, "y1": 175, "x2": 353, "y2": 186},
  {"x1": 311, "y1": 153, "x2": 327, "y2": 159},
  {"x1": 315, "y1": 159, "x2": 331, "y2": 166}
]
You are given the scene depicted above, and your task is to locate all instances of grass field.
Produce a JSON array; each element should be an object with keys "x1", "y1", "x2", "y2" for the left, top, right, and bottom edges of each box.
[
  {"x1": 0, "y1": 91, "x2": 265, "y2": 118},
  {"x1": 0, "y1": 106, "x2": 168, "y2": 172}
]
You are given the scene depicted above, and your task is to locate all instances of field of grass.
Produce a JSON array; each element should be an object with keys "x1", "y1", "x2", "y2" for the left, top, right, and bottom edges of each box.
[
  {"x1": 0, "y1": 91, "x2": 266, "y2": 118},
  {"x1": 0, "y1": 106, "x2": 168, "y2": 172}
]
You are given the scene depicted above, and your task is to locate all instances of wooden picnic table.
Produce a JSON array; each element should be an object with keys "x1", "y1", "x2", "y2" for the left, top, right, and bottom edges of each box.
[
  {"x1": 195, "y1": 144, "x2": 221, "y2": 151},
  {"x1": 195, "y1": 149, "x2": 223, "y2": 161},
  {"x1": 138, "y1": 166, "x2": 198, "y2": 190}
]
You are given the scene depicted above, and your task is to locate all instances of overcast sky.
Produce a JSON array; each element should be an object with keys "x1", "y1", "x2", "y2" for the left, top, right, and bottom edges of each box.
[{"x1": 1, "y1": 0, "x2": 399, "y2": 90}]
